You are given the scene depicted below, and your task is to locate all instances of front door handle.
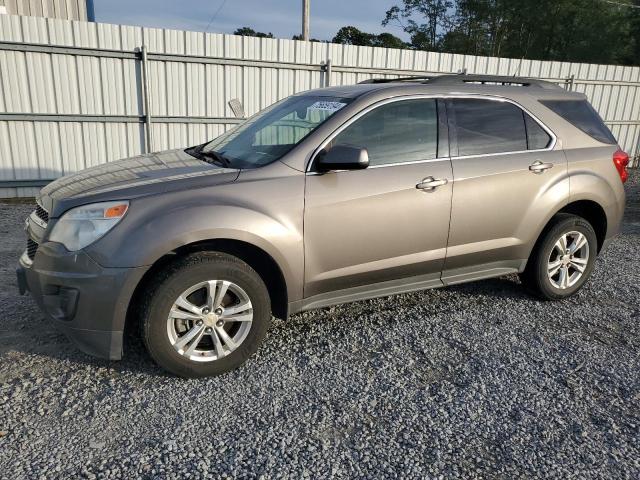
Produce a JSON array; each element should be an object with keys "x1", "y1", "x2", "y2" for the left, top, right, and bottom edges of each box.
[
  {"x1": 416, "y1": 177, "x2": 448, "y2": 191},
  {"x1": 529, "y1": 160, "x2": 554, "y2": 174}
]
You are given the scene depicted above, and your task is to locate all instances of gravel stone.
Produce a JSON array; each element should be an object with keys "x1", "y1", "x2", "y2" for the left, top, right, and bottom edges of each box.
[{"x1": 0, "y1": 171, "x2": 638, "y2": 479}]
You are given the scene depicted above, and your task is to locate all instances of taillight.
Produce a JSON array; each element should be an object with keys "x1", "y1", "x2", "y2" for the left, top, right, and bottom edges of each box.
[{"x1": 613, "y1": 149, "x2": 629, "y2": 183}]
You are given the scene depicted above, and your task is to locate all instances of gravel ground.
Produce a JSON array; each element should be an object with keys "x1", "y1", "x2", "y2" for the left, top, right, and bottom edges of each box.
[{"x1": 0, "y1": 172, "x2": 639, "y2": 479}]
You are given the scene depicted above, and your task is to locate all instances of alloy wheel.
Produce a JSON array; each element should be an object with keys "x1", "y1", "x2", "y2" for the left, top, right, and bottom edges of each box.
[
  {"x1": 547, "y1": 231, "x2": 590, "y2": 290},
  {"x1": 166, "y1": 280, "x2": 253, "y2": 362}
]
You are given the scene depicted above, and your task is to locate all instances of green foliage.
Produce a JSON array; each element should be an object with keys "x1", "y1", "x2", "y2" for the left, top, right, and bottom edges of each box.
[
  {"x1": 235, "y1": 1, "x2": 640, "y2": 64},
  {"x1": 383, "y1": 0, "x2": 453, "y2": 50},
  {"x1": 291, "y1": 34, "x2": 324, "y2": 42},
  {"x1": 332, "y1": 26, "x2": 409, "y2": 49},
  {"x1": 624, "y1": 1, "x2": 640, "y2": 64},
  {"x1": 233, "y1": 27, "x2": 274, "y2": 38},
  {"x1": 381, "y1": 0, "x2": 640, "y2": 65}
]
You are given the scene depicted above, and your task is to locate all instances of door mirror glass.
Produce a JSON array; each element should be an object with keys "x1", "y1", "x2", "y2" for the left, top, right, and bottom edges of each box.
[{"x1": 316, "y1": 145, "x2": 369, "y2": 172}]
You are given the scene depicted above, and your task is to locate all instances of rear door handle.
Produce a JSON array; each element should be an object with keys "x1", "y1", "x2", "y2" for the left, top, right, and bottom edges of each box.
[
  {"x1": 416, "y1": 177, "x2": 448, "y2": 191},
  {"x1": 529, "y1": 160, "x2": 554, "y2": 173}
]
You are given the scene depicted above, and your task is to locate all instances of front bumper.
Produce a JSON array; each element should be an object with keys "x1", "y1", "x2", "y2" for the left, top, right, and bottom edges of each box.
[{"x1": 17, "y1": 242, "x2": 147, "y2": 360}]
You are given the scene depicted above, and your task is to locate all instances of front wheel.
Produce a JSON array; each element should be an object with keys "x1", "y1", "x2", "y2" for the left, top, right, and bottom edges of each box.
[
  {"x1": 141, "y1": 252, "x2": 271, "y2": 378},
  {"x1": 520, "y1": 214, "x2": 598, "y2": 300}
]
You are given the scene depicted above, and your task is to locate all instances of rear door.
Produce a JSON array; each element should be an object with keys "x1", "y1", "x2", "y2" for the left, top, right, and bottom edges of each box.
[
  {"x1": 304, "y1": 97, "x2": 453, "y2": 298},
  {"x1": 443, "y1": 97, "x2": 568, "y2": 283}
]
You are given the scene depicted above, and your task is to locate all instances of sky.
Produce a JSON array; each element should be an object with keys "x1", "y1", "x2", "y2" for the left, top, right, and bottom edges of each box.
[{"x1": 93, "y1": 0, "x2": 410, "y2": 41}]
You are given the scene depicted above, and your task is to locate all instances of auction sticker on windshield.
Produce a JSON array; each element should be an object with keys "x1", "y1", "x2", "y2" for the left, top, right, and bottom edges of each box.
[{"x1": 308, "y1": 101, "x2": 347, "y2": 112}]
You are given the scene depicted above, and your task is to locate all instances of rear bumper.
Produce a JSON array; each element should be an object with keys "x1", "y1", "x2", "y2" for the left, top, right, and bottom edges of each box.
[{"x1": 17, "y1": 242, "x2": 147, "y2": 360}]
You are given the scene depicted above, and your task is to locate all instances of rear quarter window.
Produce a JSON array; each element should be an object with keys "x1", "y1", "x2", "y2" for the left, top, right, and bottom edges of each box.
[
  {"x1": 540, "y1": 99, "x2": 617, "y2": 145},
  {"x1": 525, "y1": 115, "x2": 552, "y2": 150}
]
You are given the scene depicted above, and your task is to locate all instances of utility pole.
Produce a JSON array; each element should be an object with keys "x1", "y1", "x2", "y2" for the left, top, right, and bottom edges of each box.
[{"x1": 302, "y1": 0, "x2": 310, "y2": 41}]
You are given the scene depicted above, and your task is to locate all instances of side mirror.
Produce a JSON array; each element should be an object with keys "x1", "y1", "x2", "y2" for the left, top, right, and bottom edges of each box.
[{"x1": 316, "y1": 145, "x2": 369, "y2": 172}]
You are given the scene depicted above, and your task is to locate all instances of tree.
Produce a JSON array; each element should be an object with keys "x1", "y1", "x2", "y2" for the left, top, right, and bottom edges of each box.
[
  {"x1": 628, "y1": 1, "x2": 640, "y2": 65},
  {"x1": 332, "y1": 26, "x2": 376, "y2": 46},
  {"x1": 233, "y1": 27, "x2": 274, "y2": 38},
  {"x1": 332, "y1": 26, "x2": 408, "y2": 49},
  {"x1": 384, "y1": 0, "x2": 640, "y2": 65},
  {"x1": 442, "y1": 0, "x2": 536, "y2": 58},
  {"x1": 292, "y1": 34, "x2": 324, "y2": 42},
  {"x1": 383, "y1": 0, "x2": 453, "y2": 50},
  {"x1": 606, "y1": 0, "x2": 639, "y2": 65},
  {"x1": 374, "y1": 32, "x2": 410, "y2": 49}
]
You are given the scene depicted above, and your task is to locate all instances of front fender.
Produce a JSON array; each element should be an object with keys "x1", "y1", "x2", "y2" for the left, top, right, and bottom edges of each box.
[{"x1": 84, "y1": 179, "x2": 305, "y2": 301}]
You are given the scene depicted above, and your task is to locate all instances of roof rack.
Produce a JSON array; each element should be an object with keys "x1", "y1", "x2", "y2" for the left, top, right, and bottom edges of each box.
[
  {"x1": 358, "y1": 75, "x2": 434, "y2": 84},
  {"x1": 358, "y1": 73, "x2": 562, "y2": 90},
  {"x1": 425, "y1": 74, "x2": 562, "y2": 90}
]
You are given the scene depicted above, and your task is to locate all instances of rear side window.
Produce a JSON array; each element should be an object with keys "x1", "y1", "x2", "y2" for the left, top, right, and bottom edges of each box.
[
  {"x1": 451, "y1": 99, "x2": 527, "y2": 156},
  {"x1": 540, "y1": 99, "x2": 616, "y2": 145},
  {"x1": 451, "y1": 99, "x2": 552, "y2": 155}
]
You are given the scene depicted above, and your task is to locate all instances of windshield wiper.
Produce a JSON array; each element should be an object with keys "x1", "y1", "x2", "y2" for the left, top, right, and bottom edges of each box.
[
  {"x1": 186, "y1": 144, "x2": 233, "y2": 168},
  {"x1": 199, "y1": 149, "x2": 233, "y2": 168}
]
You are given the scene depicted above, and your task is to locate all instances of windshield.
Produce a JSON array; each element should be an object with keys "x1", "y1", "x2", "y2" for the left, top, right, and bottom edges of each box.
[{"x1": 198, "y1": 95, "x2": 351, "y2": 168}]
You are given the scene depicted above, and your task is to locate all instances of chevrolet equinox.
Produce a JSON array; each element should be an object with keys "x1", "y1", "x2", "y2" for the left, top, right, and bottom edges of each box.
[{"x1": 17, "y1": 74, "x2": 629, "y2": 377}]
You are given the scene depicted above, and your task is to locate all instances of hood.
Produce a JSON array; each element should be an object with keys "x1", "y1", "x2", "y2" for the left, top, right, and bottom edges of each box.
[{"x1": 38, "y1": 149, "x2": 240, "y2": 217}]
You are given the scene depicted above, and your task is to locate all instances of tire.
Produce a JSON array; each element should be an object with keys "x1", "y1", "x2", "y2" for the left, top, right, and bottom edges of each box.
[
  {"x1": 520, "y1": 213, "x2": 598, "y2": 300},
  {"x1": 141, "y1": 252, "x2": 271, "y2": 378}
]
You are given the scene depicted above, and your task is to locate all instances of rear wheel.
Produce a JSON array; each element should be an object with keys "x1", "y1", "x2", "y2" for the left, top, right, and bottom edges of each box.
[
  {"x1": 520, "y1": 214, "x2": 597, "y2": 300},
  {"x1": 141, "y1": 252, "x2": 271, "y2": 378}
]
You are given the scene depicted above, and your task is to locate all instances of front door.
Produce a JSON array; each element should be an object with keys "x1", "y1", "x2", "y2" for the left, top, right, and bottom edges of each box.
[{"x1": 304, "y1": 97, "x2": 453, "y2": 298}]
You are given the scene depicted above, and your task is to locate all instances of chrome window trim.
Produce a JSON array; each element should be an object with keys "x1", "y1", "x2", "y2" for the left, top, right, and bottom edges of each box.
[
  {"x1": 306, "y1": 156, "x2": 446, "y2": 176},
  {"x1": 305, "y1": 93, "x2": 557, "y2": 173},
  {"x1": 368, "y1": 157, "x2": 447, "y2": 169}
]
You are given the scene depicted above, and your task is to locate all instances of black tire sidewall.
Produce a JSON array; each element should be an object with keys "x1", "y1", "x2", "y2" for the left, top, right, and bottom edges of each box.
[
  {"x1": 533, "y1": 216, "x2": 597, "y2": 300},
  {"x1": 143, "y1": 254, "x2": 271, "y2": 378}
]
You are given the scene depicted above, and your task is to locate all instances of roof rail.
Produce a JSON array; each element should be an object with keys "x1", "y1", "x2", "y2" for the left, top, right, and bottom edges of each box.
[
  {"x1": 425, "y1": 74, "x2": 562, "y2": 90},
  {"x1": 358, "y1": 75, "x2": 434, "y2": 84},
  {"x1": 358, "y1": 73, "x2": 563, "y2": 90}
]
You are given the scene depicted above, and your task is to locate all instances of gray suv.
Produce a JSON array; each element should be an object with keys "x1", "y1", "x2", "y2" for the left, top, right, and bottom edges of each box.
[{"x1": 17, "y1": 74, "x2": 628, "y2": 377}]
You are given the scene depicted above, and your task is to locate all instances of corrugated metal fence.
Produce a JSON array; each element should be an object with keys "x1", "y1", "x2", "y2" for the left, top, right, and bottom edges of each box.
[
  {"x1": 0, "y1": 13, "x2": 638, "y2": 197},
  {"x1": 0, "y1": 0, "x2": 89, "y2": 21}
]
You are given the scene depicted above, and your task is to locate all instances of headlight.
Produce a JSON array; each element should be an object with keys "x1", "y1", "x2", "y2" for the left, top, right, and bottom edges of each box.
[{"x1": 48, "y1": 201, "x2": 129, "y2": 251}]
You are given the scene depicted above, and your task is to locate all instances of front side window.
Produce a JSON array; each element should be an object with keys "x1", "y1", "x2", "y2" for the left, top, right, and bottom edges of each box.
[
  {"x1": 329, "y1": 99, "x2": 439, "y2": 167},
  {"x1": 201, "y1": 95, "x2": 351, "y2": 168}
]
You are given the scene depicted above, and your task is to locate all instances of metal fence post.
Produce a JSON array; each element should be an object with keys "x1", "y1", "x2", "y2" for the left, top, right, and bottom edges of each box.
[
  {"x1": 140, "y1": 45, "x2": 153, "y2": 153},
  {"x1": 321, "y1": 59, "x2": 332, "y2": 87},
  {"x1": 565, "y1": 74, "x2": 575, "y2": 91}
]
